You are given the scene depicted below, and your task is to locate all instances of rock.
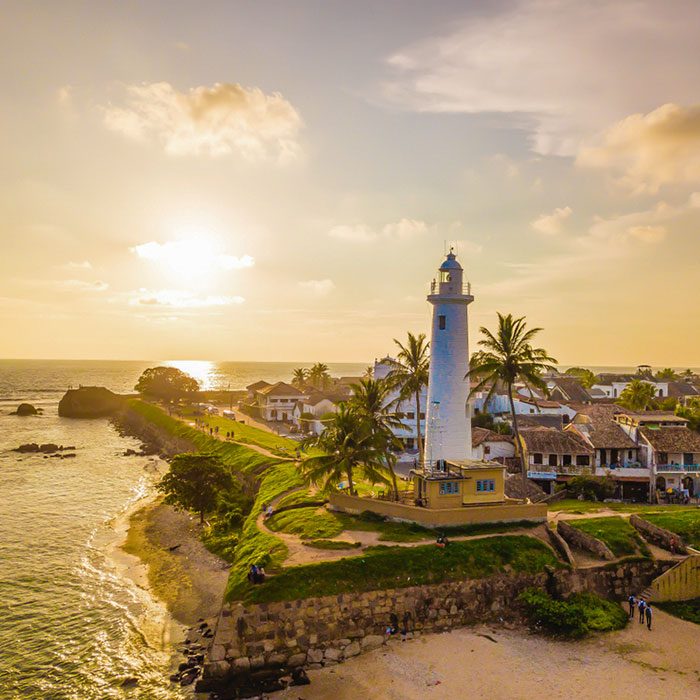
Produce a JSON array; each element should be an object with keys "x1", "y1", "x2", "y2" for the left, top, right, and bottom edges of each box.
[
  {"x1": 266, "y1": 652, "x2": 288, "y2": 668},
  {"x1": 205, "y1": 661, "x2": 230, "y2": 678},
  {"x1": 39, "y1": 444, "x2": 59, "y2": 453},
  {"x1": 324, "y1": 647, "x2": 342, "y2": 662},
  {"x1": 14, "y1": 443, "x2": 40, "y2": 453},
  {"x1": 180, "y1": 668, "x2": 199, "y2": 686},
  {"x1": 360, "y1": 635, "x2": 384, "y2": 651},
  {"x1": 14, "y1": 403, "x2": 39, "y2": 416},
  {"x1": 209, "y1": 645, "x2": 226, "y2": 662},
  {"x1": 307, "y1": 649, "x2": 324, "y2": 664},
  {"x1": 233, "y1": 657, "x2": 251, "y2": 672},
  {"x1": 344, "y1": 642, "x2": 361, "y2": 658},
  {"x1": 58, "y1": 386, "x2": 124, "y2": 418},
  {"x1": 249, "y1": 655, "x2": 266, "y2": 670},
  {"x1": 119, "y1": 677, "x2": 139, "y2": 688},
  {"x1": 287, "y1": 653, "x2": 307, "y2": 667}
]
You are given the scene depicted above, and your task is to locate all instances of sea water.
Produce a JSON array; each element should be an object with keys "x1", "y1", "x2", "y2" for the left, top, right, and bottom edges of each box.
[{"x1": 0, "y1": 360, "x2": 365, "y2": 698}]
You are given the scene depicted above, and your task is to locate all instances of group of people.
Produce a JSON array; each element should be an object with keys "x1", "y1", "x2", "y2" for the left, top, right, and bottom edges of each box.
[
  {"x1": 248, "y1": 563, "x2": 266, "y2": 585},
  {"x1": 627, "y1": 594, "x2": 653, "y2": 630},
  {"x1": 385, "y1": 612, "x2": 412, "y2": 642}
]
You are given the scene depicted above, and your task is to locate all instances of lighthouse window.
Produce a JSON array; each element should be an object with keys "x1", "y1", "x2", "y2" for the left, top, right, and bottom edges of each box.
[
  {"x1": 476, "y1": 479, "x2": 495, "y2": 493},
  {"x1": 439, "y1": 481, "x2": 459, "y2": 495},
  {"x1": 438, "y1": 315, "x2": 446, "y2": 330}
]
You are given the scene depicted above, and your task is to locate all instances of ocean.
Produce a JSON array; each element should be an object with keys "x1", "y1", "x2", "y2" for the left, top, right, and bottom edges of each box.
[{"x1": 0, "y1": 359, "x2": 366, "y2": 699}]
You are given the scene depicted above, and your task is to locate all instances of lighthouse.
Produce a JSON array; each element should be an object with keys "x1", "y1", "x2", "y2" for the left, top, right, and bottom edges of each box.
[{"x1": 423, "y1": 250, "x2": 474, "y2": 468}]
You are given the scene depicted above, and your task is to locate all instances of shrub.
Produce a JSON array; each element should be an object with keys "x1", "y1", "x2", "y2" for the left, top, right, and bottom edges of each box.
[
  {"x1": 568, "y1": 474, "x2": 615, "y2": 501},
  {"x1": 519, "y1": 588, "x2": 628, "y2": 638}
]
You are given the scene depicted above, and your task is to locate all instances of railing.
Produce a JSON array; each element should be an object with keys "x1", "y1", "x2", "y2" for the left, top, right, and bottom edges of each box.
[
  {"x1": 429, "y1": 280, "x2": 472, "y2": 295},
  {"x1": 656, "y1": 464, "x2": 700, "y2": 471}
]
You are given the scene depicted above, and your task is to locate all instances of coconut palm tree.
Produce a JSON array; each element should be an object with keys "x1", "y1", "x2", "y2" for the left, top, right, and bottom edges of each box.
[
  {"x1": 385, "y1": 332, "x2": 430, "y2": 460},
  {"x1": 617, "y1": 379, "x2": 658, "y2": 411},
  {"x1": 468, "y1": 313, "x2": 558, "y2": 492},
  {"x1": 348, "y1": 377, "x2": 405, "y2": 499},
  {"x1": 308, "y1": 362, "x2": 331, "y2": 390},
  {"x1": 363, "y1": 365, "x2": 374, "y2": 379},
  {"x1": 655, "y1": 367, "x2": 678, "y2": 381},
  {"x1": 291, "y1": 367, "x2": 308, "y2": 389},
  {"x1": 300, "y1": 404, "x2": 389, "y2": 495}
]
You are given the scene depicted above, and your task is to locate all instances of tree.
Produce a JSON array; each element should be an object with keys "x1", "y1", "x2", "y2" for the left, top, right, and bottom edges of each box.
[
  {"x1": 385, "y1": 332, "x2": 430, "y2": 460},
  {"x1": 636, "y1": 365, "x2": 654, "y2": 380},
  {"x1": 308, "y1": 362, "x2": 331, "y2": 390},
  {"x1": 655, "y1": 367, "x2": 678, "y2": 381},
  {"x1": 564, "y1": 366, "x2": 596, "y2": 389},
  {"x1": 291, "y1": 367, "x2": 308, "y2": 389},
  {"x1": 617, "y1": 379, "x2": 658, "y2": 411},
  {"x1": 467, "y1": 313, "x2": 558, "y2": 492},
  {"x1": 348, "y1": 377, "x2": 404, "y2": 499},
  {"x1": 158, "y1": 453, "x2": 233, "y2": 524},
  {"x1": 363, "y1": 365, "x2": 374, "y2": 379},
  {"x1": 300, "y1": 404, "x2": 389, "y2": 495},
  {"x1": 135, "y1": 366, "x2": 199, "y2": 403}
]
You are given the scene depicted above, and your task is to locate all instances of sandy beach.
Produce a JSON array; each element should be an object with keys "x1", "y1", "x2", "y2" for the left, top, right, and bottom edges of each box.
[
  {"x1": 120, "y1": 495, "x2": 230, "y2": 626},
  {"x1": 279, "y1": 610, "x2": 700, "y2": 700}
]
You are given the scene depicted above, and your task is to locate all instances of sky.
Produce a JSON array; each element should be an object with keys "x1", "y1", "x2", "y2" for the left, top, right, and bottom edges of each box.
[{"x1": 1, "y1": 0, "x2": 699, "y2": 366}]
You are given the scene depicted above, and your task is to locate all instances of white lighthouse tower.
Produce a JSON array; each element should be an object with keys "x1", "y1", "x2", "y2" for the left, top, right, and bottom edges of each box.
[{"x1": 423, "y1": 249, "x2": 474, "y2": 468}]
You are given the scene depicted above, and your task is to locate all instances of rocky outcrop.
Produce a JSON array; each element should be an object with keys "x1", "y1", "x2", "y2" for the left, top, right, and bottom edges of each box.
[
  {"x1": 630, "y1": 514, "x2": 688, "y2": 555},
  {"x1": 14, "y1": 443, "x2": 76, "y2": 454},
  {"x1": 112, "y1": 405, "x2": 195, "y2": 459},
  {"x1": 58, "y1": 386, "x2": 124, "y2": 418},
  {"x1": 199, "y1": 560, "x2": 669, "y2": 695},
  {"x1": 556, "y1": 520, "x2": 615, "y2": 560},
  {"x1": 13, "y1": 403, "x2": 40, "y2": 416}
]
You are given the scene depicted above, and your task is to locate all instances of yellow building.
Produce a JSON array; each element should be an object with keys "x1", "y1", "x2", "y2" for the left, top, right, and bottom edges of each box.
[{"x1": 412, "y1": 459, "x2": 506, "y2": 509}]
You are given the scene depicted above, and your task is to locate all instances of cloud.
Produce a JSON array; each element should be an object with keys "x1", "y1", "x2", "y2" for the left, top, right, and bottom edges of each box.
[
  {"x1": 102, "y1": 81, "x2": 302, "y2": 161},
  {"x1": 626, "y1": 225, "x2": 668, "y2": 243},
  {"x1": 298, "y1": 279, "x2": 335, "y2": 296},
  {"x1": 130, "y1": 239, "x2": 254, "y2": 273},
  {"x1": 383, "y1": 1, "x2": 700, "y2": 154},
  {"x1": 577, "y1": 103, "x2": 700, "y2": 193},
  {"x1": 328, "y1": 218, "x2": 429, "y2": 243},
  {"x1": 129, "y1": 289, "x2": 244, "y2": 308},
  {"x1": 531, "y1": 206, "x2": 572, "y2": 235},
  {"x1": 58, "y1": 279, "x2": 108, "y2": 292},
  {"x1": 60, "y1": 260, "x2": 93, "y2": 270}
]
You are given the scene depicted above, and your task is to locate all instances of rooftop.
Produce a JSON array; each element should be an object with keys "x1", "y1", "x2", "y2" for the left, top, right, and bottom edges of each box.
[
  {"x1": 639, "y1": 426, "x2": 700, "y2": 453},
  {"x1": 472, "y1": 426, "x2": 513, "y2": 447},
  {"x1": 520, "y1": 427, "x2": 592, "y2": 455},
  {"x1": 257, "y1": 381, "x2": 307, "y2": 398}
]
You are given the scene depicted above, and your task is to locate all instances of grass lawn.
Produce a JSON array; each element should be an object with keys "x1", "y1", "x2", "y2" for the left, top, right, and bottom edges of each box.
[
  {"x1": 568, "y1": 516, "x2": 650, "y2": 557},
  {"x1": 244, "y1": 535, "x2": 561, "y2": 603},
  {"x1": 303, "y1": 539, "x2": 362, "y2": 550},
  {"x1": 179, "y1": 407, "x2": 299, "y2": 455},
  {"x1": 656, "y1": 598, "x2": 700, "y2": 625},
  {"x1": 549, "y1": 499, "x2": 697, "y2": 515},
  {"x1": 267, "y1": 507, "x2": 345, "y2": 540},
  {"x1": 642, "y1": 510, "x2": 700, "y2": 548}
]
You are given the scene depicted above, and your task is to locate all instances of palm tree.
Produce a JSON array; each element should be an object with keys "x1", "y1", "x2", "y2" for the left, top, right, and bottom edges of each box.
[
  {"x1": 385, "y1": 332, "x2": 430, "y2": 460},
  {"x1": 468, "y1": 313, "x2": 558, "y2": 492},
  {"x1": 617, "y1": 379, "x2": 657, "y2": 411},
  {"x1": 362, "y1": 365, "x2": 374, "y2": 379},
  {"x1": 291, "y1": 367, "x2": 308, "y2": 389},
  {"x1": 348, "y1": 377, "x2": 405, "y2": 499},
  {"x1": 655, "y1": 367, "x2": 678, "y2": 381},
  {"x1": 308, "y1": 362, "x2": 331, "y2": 390},
  {"x1": 300, "y1": 404, "x2": 389, "y2": 495}
]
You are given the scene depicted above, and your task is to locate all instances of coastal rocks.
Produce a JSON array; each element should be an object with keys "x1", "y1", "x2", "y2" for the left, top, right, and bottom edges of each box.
[
  {"x1": 58, "y1": 386, "x2": 124, "y2": 418},
  {"x1": 14, "y1": 443, "x2": 77, "y2": 457},
  {"x1": 13, "y1": 403, "x2": 41, "y2": 416}
]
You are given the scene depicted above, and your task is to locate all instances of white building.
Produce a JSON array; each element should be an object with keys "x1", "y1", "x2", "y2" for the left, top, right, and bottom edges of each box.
[
  {"x1": 423, "y1": 250, "x2": 473, "y2": 465},
  {"x1": 253, "y1": 381, "x2": 308, "y2": 422}
]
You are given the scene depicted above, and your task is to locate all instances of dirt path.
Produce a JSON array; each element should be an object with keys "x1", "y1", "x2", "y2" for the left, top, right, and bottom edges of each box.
[{"x1": 280, "y1": 610, "x2": 700, "y2": 700}]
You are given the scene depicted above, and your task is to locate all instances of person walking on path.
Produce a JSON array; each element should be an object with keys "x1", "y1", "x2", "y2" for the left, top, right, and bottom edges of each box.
[
  {"x1": 637, "y1": 598, "x2": 646, "y2": 624},
  {"x1": 645, "y1": 604, "x2": 653, "y2": 630},
  {"x1": 628, "y1": 594, "x2": 636, "y2": 619}
]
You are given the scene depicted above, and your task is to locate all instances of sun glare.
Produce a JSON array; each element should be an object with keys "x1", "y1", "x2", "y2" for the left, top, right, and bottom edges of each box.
[{"x1": 162, "y1": 359, "x2": 216, "y2": 389}]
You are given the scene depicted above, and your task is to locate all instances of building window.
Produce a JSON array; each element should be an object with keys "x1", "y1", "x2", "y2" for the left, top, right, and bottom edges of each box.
[
  {"x1": 684, "y1": 453, "x2": 694, "y2": 465},
  {"x1": 484, "y1": 446, "x2": 491, "y2": 455},
  {"x1": 439, "y1": 481, "x2": 460, "y2": 495},
  {"x1": 533, "y1": 453, "x2": 543, "y2": 465},
  {"x1": 658, "y1": 452, "x2": 668, "y2": 464},
  {"x1": 548, "y1": 454, "x2": 558, "y2": 467},
  {"x1": 405, "y1": 438, "x2": 415, "y2": 450},
  {"x1": 628, "y1": 450, "x2": 633, "y2": 459},
  {"x1": 407, "y1": 412, "x2": 415, "y2": 419},
  {"x1": 438, "y1": 315, "x2": 446, "y2": 330},
  {"x1": 576, "y1": 455, "x2": 590, "y2": 466},
  {"x1": 476, "y1": 479, "x2": 496, "y2": 493},
  {"x1": 419, "y1": 412, "x2": 425, "y2": 420},
  {"x1": 562, "y1": 454, "x2": 572, "y2": 466}
]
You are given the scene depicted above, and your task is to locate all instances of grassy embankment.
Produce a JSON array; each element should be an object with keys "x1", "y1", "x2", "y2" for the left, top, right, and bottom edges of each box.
[
  {"x1": 246, "y1": 535, "x2": 561, "y2": 604},
  {"x1": 656, "y1": 598, "x2": 700, "y2": 625},
  {"x1": 642, "y1": 511, "x2": 700, "y2": 549},
  {"x1": 568, "y1": 517, "x2": 651, "y2": 558},
  {"x1": 519, "y1": 588, "x2": 628, "y2": 638},
  {"x1": 127, "y1": 400, "x2": 304, "y2": 594}
]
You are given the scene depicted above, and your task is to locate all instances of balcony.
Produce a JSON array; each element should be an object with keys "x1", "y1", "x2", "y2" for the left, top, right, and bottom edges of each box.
[
  {"x1": 429, "y1": 280, "x2": 472, "y2": 296},
  {"x1": 656, "y1": 464, "x2": 700, "y2": 472}
]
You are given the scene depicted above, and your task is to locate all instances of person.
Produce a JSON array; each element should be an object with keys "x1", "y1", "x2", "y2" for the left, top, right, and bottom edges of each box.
[
  {"x1": 638, "y1": 597, "x2": 646, "y2": 624},
  {"x1": 264, "y1": 504, "x2": 274, "y2": 520},
  {"x1": 290, "y1": 667, "x2": 310, "y2": 686},
  {"x1": 669, "y1": 536, "x2": 678, "y2": 554},
  {"x1": 256, "y1": 565, "x2": 266, "y2": 583},
  {"x1": 248, "y1": 564, "x2": 259, "y2": 584},
  {"x1": 436, "y1": 533, "x2": 449, "y2": 548},
  {"x1": 645, "y1": 604, "x2": 653, "y2": 630},
  {"x1": 628, "y1": 594, "x2": 636, "y2": 619}
]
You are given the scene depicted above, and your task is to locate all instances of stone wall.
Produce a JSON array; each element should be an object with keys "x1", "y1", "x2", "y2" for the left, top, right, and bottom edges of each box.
[
  {"x1": 630, "y1": 515, "x2": 689, "y2": 555},
  {"x1": 557, "y1": 520, "x2": 615, "y2": 560},
  {"x1": 545, "y1": 525, "x2": 576, "y2": 567},
  {"x1": 200, "y1": 560, "x2": 668, "y2": 691},
  {"x1": 113, "y1": 406, "x2": 196, "y2": 459}
]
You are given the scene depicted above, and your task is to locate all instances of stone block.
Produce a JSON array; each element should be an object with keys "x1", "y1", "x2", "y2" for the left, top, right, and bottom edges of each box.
[
  {"x1": 344, "y1": 642, "x2": 360, "y2": 658},
  {"x1": 206, "y1": 660, "x2": 230, "y2": 678},
  {"x1": 266, "y1": 652, "x2": 288, "y2": 668},
  {"x1": 209, "y1": 644, "x2": 226, "y2": 662},
  {"x1": 307, "y1": 648, "x2": 324, "y2": 664},
  {"x1": 288, "y1": 653, "x2": 307, "y2": 667},
  {"x1": 232, "y1": 657, "x2": 251, "y2": 673},
  {"x1": 361, "y1": 635, "x2": 384, "y2": 652},
  {"x1": 324, "y1": 647, "x2": 342, "y2": 662},
  {"x1": 249, "y1": 655, "x2": 266, "y2": 670}
]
